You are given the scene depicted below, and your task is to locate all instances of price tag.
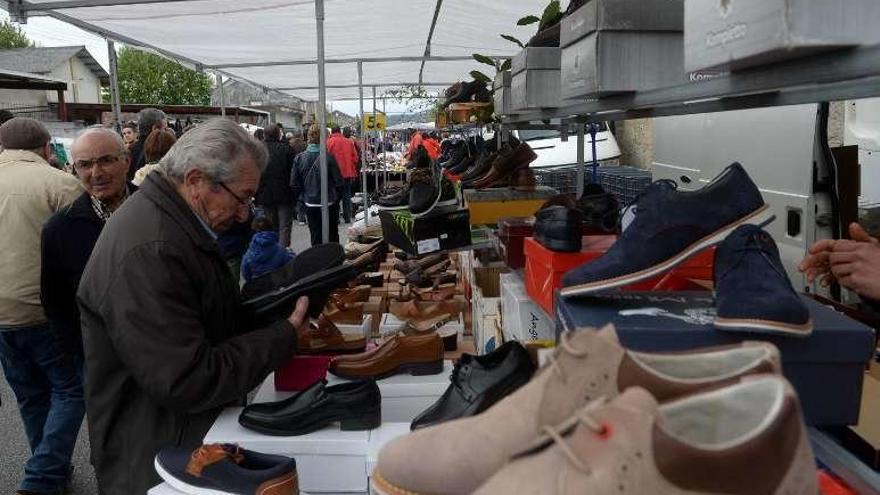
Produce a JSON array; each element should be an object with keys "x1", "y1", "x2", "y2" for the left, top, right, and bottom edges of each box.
[{"x1": 417, "y1": 238, "x2": 441, "y2": 254}]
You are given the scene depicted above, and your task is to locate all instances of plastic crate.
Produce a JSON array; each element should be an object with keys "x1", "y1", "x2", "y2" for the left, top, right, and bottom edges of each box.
[
  {"x1": 533, "y1": 165, "x2": 586, "y2": 195},
  {"x1": 596, "y1": 166, "x2": 653, "y2": 207}
]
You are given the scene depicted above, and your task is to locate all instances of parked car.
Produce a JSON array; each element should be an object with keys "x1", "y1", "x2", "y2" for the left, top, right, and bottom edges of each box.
[{"x1": 514, "y1": 121, "x2": 621, "y2": 169}]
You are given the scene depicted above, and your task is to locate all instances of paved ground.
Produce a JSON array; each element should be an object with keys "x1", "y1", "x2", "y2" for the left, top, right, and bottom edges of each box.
[{"x1": 0, "y1": 221, "x2": 351, "y2": 494}]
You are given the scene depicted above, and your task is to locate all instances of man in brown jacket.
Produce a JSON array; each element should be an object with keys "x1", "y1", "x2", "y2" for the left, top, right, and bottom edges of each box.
[{"x1": 77, "y1": 119, "x2": 309, "y2": 494}]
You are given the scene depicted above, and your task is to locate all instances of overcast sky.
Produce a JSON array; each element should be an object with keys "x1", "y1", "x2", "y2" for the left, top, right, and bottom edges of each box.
[{"x1": 1, "y1": 11, "x2": 429, "y2": 117}]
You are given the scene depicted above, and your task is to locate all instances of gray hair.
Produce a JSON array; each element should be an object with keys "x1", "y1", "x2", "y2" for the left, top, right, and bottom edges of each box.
[
  {"x1": 71, "y1": 127, "x2": 126, "y2": 160},
  {"x1": 160, "y1": 118, "x2": 268, "y2": 184},
  {"x1": 137, "y1": 108, "x2": 167, "y2": 137}
]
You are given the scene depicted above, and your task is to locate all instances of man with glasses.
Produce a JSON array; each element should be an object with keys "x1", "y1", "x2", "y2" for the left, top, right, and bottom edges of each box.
[
  {"x1": 77, "y1": 118, "x2": 310, "y2": 494},
  {"x1": 0, "y1": 117, "x2": 83, "y2": 495},
  {"x1": 41, "y1": 127, "x2": 135, "y2": 386}
]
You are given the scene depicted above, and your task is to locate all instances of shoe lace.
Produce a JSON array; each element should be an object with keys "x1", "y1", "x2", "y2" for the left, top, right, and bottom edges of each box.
[
  {"x1": 541, "y1": 398, "x2": 608, "y2": 474},
  {"x1": 548, "y1": 331, "x2": 591, "y2": 383}
]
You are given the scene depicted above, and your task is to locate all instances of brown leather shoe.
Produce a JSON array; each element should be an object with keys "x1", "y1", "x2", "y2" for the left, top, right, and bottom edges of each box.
[
  {"x1": 332, "y1": 285, "x2": 371, "y2": 305},
  {"x1": 328, "y1": 333, "x2": 444, "y2": 380},
  {"x1": 325, "y1": 301, "x2": 365, "y2": 325},
  {"x1": 345, "y1": 239, "x2": 385, "y2": 260},
  {"x1": 394, "y1": 254, "x2": 448, "y2": 275},
  {"x1": 299, "y1": 314, "x2": 367, "y2": 355},
  {"x1": 414, "y1": 283, "x2": 457, "y2": 301},
  {"x1": 509, "y1": 166, "x2": 537, "y2": 192},
  {"x1": 390, "y1": 300, "x2": 460, "y2": 321},
  {"x1": 473, "y1": 142, "x2": 538, "y2": 190}
]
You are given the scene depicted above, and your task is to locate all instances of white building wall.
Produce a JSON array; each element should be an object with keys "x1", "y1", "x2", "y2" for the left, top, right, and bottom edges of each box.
[
  {"x1": 46, "y1": 56, "x2": 102, "y2": 104},
  {"x1": 0, "y1": 88, "x2": 48, "y2": 108}
]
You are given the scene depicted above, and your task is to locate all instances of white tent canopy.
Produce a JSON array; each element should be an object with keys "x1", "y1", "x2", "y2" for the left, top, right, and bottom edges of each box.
[{"x1": 7, "y1": 0, "x2": 543, "y2": 101}]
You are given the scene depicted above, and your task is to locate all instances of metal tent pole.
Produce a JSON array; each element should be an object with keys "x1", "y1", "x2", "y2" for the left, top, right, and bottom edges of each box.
[
  {"x1": 382, "y1": 96, "x2": 387, "y2": 187},
  {"x1": 589, "y1": 123, "x2": 599, "y2": 182},
  {"x1": 576, "y1": 124, "x2": 585, "y2": 197},
  {"x1": 316, "y1": 0, "x2": 330, "y2": 243},
  {"x1": 358, "y1": 61, "x2": 370, "y2": 227},
  {"x1": 106, "y1": 39, "x2": 122, "y2": 133},
  {"x1": 217, "y1": 72, "x2": 226, "y2": 117},
  {"x1": 373, "y1": 86, "x2": 379, "y2": 193}
]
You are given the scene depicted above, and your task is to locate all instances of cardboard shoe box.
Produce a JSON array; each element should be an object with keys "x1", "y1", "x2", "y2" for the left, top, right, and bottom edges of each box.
[
  {"x1": 560, "y1": 0, "x2": 685, "y2": 99},
  {"x1": 684, "y1": 0, "x2": 880, "y2": 72},
  {"x1": 493, "y1": 70, "x2": 513, "y2": 116},
  {"x1": 511, "y1": 47, "x2": 561, "y2": 111},
  {"x1": 555, "y1": 291, "x2": 875, "y2": 426}
]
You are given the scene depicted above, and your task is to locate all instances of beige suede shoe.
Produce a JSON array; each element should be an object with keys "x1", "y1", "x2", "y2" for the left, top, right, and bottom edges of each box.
[
  {"x1": 473, "y1": 377, "x2": 818, "y2": 495},
  {"x1": 371, "y1": 325, "x2": 781, "y2": 495}
]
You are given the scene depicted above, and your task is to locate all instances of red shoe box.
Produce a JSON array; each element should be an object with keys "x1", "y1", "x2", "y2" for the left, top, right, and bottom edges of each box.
[
  {"x1": 274, "y1": 355, "x2": 331, "y2": 391},
  {"x1": 524, "y1": 236, "x2": 715, "y2": 315}
]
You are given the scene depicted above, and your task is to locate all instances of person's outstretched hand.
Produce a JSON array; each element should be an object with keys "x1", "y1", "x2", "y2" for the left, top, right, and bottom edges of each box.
[
  {"x1": 799, "y1": 223, "x2": 880, "y2": 288},
  {"x1": 287, "y1": 296, "x2": 310, "y2": 334},
  {"x1": 828, "y1": 224, "x2": 880, "y2": 300}
]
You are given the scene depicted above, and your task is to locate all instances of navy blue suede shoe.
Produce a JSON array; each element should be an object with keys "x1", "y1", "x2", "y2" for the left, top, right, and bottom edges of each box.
[
  {"x1": 714, "y1": 225, "x2": 813, "y2": 337},
  {"x1": 561, "y1": 163, "x2": 772, "y2": 296},
  {"x1": 155, "y1": 444, "x2": 298, "y2": 494}
]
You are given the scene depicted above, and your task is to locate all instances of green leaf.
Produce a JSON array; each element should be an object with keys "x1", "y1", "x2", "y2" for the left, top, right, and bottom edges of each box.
[
  {"x1": 500, "y1": 34, "x2": 524, "y2": 49},
  {"x1": 472, "y1": 53, "x2": 497, "y2": 67},
  {"x1": 470, "y1": 71, "x2": 492, "y2": 84},
  {"x1": 539, "y1": 0, "x2": 562, "y2": 30},
  {"x1": 500, "y1": 59, "x2": 512, "y2": 72},
  {"x1": 517, "y1": 15, "x2": 540, "y2": 26}
]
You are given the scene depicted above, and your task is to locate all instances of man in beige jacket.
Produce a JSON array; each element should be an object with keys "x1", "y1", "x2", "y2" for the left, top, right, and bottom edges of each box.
[{"x1": 0, "y1": 117, "x2": 83, "y2": 495}]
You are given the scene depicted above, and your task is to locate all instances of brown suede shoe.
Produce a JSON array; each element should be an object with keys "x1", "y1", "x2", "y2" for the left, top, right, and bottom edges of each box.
[
  {"x1": 328, "y1": 333, "x2": 444, "y2": 380},
  {"x1": 345, "y1": 239, "x2": 385, "y2": 260},
  {"x1": 471, "y1": 377, "x2": 817, "y2": 495},
  {"x1": 298, "y1": 314, "x2": 366, "y2": 355},
  {"x1": 370, "y1": 325, "x2": 780, "y2": 495},
  {"x1": 394, "y1": 254, "x2": 448, "y2": 275}
]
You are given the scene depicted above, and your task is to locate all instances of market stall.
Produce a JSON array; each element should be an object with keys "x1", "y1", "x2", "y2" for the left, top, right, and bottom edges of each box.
[{"x1": 8, "y1": 1, "x2": 880, "y2": 494}]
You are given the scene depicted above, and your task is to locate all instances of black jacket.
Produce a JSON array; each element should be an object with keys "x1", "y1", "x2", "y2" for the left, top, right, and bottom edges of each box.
[
  {"x1": 128, "y1": 138, "x2": 146, "y2": 181},
  {"x1": 40, "y1": 188, "x2": 135, "y2": 358},
  {"x1": 77, "y1": 173, "x2": 297, "y2": 494},
  {"x1": 256, "y1": 138, "x2": 297, "y2": 206},
  {"x1": 290, "y1": 148, "x2": 344, "y2": 206}
]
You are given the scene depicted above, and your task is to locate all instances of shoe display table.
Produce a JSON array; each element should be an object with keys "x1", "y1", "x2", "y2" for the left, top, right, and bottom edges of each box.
[
  {"x1": 200, "y1": 412, "x2": 413, "y2": 495},
  {"x1": 253, "y1": 361, "x2": 454, "y2": 424},
  {"x1": 464, "y1": 186, "x2": 557, "y2": 225}
]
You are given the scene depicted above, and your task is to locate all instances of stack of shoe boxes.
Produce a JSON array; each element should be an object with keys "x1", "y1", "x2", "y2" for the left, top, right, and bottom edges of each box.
[
  {"x1": 493, "y1": 70, "x2": 512, "y2": 116},
  {"x1": 470, "y1": 262, "x2": 509, "y2": 354},
  {"x1": 684, "y1": 0, "x2": 880, "y2": 73},
  {"x1": 560, "y1": 0, "x2": 686, "y2": 100},
  {"x1": 511, "y1": 47, "x2": 561, "y2": 112}
]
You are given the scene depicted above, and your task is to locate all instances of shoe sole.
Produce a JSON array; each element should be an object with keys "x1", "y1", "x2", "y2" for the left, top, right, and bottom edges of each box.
[
  {"x1": 559, "y1": 204, "x2": 774, "y2": 297},
  {"x1": 154, "y1": 458, "x2": 232, "y2": 495},
  {"x1": 713, "y1": 317, "x2": 814, "y2": 337},
  {"x1": 330, "y1": 359, "x2": 444, "y2": 381},
  {"x1": 239, "y1": 409, "x2": 382, "y2": 436},
  {"x1": 371, "y1": 470, "x2": 431, "y2": 495}
]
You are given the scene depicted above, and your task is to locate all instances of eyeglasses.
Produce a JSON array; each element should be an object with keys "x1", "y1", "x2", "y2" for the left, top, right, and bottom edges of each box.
[
  {"x1": 218, "y1": 181, "x2": 256, "y2": 213},
  {"x1": 74, "y1": 153, "x2": 125, "y2": 171}
]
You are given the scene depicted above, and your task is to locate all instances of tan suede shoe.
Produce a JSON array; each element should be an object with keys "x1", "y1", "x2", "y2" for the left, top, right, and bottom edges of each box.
[
  {"x1": 472, "y1": 377, "x2": 817, "y2": 495},
  {"x1": 371, "y1": 325, "x2": 780, "y2": 495}
]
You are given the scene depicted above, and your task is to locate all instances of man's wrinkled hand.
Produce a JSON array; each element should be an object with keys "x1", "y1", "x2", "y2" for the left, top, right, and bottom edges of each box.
[{"x1": 287, "y1": 296, "x2": 309, "y2": 333}]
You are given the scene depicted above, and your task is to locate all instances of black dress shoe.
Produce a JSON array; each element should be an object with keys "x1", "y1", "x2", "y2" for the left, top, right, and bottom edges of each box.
[
  {"x1": 534, "y1": 201, "x2": 583, "y2": 252},
  {"x1": 410, "y1": 341, "x2": 535, "y2": 430},
  {"x1": 239, "y1": 379, "x2": 381, "y2": 436}
]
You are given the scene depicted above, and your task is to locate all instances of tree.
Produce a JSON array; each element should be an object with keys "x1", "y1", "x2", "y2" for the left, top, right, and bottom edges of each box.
[
  {"x1": 0, "y1": 20, "x2": 34, "y2": 49},
  {"x1": 116, "y1": 46, "x2": 212, "y2": 105}
]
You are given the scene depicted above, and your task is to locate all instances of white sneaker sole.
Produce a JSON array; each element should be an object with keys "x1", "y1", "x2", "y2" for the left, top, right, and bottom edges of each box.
[
  {"x1": 559, "y1": 204, "x2": 774, "y2": 297},
  {"x1": 713, "y1": 317, "x2": 814, "y2": 337},
  {"x1": 154, "y1": 457, "x2": 230, "y2": 495}
]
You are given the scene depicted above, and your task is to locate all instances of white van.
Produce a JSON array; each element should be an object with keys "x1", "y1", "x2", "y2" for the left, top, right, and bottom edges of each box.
[{"x1": 514, "y1": 121, "x2": 621, "y2": 168}]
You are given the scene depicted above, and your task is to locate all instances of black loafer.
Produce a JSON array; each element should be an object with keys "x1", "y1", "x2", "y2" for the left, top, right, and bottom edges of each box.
[
  {"x1": 535, "y1": 204, "x2": 583, "y2": 252},
  {"x1": 239, "y1": 379, "x2": 381, "y2": 436},
  {"x1": 410, "y1": 341, "x2": 535, "y2": 430},
  {"x1": 240, "y1": 243, "x2": 356, "y2": 326}
]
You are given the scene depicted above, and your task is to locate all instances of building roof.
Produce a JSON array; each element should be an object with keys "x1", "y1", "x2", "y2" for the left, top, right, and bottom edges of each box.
[
  {"x1": 0, "y1": 46, "x2": 109, "y2": 84},
  {"x1": 0, "y1": 68, "x2": 67, "y2": 91}
]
